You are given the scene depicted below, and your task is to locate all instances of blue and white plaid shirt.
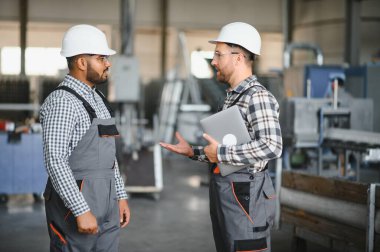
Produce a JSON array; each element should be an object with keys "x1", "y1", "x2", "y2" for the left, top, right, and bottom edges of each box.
[
  {"x1": 192, "y1": 75, "x2": 283, "y2": 173},
  {"x1": 40, "y1": 74, "x2": 128, "y2": 217}
]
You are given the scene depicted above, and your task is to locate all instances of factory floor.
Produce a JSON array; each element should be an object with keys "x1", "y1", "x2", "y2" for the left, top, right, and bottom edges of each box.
[{"x1": 2, "y1": 154, "x2": 376, "y2": 252}]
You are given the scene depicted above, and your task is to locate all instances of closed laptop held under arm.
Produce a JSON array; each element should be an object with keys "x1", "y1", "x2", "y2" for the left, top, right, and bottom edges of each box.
[{"x1": 200, "y1": 105, "x2": 251, "y2": 176}]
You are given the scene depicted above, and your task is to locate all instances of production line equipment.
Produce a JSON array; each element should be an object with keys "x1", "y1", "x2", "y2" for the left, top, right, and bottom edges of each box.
[
  {"x1": 109, "y1": 55, "x2": 163, "y2": 199},
  {"x1": 280, "y1": 95, "x2": 380, "y2": 180}
]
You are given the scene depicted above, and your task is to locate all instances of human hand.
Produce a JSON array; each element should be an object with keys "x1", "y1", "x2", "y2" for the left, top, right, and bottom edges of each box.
[
  {"x1": 119, "y1": 199, "x2": 130, "y2": 228},
  {"x1": 159, "y1": 132, "x2": 194, "y2": 157},
  {"x1": 203, "y1": 133, "x2": 219, "y2": 163},
  {"x1": 76, "y1": 211, "x2": 98, "y2": 234}
]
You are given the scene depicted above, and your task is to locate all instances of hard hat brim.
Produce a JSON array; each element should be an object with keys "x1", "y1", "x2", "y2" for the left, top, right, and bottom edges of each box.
[
  {"x1": 208, "y1": 39, "x2": 261, "y2": 56},
  {"x1": 60, "y1": 48, "x2": 116, "y2": 58},
  {"x1": 208, "y1": 39, "x2": 220, "y2": 44}
]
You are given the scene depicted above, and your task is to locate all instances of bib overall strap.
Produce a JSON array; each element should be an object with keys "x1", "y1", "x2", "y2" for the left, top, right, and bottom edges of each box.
[
  {"x1": 217, "y1": 86, "x2": 255, "y2": 112},
  {"x1": 228, "y1": 84, "x2": 265, "y2": 109},
  {"x1": 229, "y1": 88, "x2": 251, "y2": 109},
  {"x1": 56, "y1": 86, "x2": 97, "y2": 122},
  {"x1": 95, "y1": 89, "x2": 115, "y2": 117}
]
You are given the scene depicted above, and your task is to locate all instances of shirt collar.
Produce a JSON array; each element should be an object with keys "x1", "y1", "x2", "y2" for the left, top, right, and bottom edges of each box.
[
  {"x1": 227, "y1": 75, "x2": 258, "y2": 94},
  {"x1": 62, "y1": 74, "x2": 94, "y2": 97}
]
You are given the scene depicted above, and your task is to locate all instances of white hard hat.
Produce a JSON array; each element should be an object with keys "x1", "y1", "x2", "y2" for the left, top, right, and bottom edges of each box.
[
  {"x1": 209, "y1": 22, "x2": 261, "y2": 55},
  {"x1": 60, "y1": 24, "x2": 116, "y2": 57}
]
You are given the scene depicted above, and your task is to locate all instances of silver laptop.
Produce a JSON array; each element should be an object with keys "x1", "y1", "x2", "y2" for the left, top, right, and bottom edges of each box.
[{"x1": 200, "y1": 105, "x2": 251, "y2": 176}]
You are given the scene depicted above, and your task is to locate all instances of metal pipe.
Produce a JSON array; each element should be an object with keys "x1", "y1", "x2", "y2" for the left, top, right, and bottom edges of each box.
[
  {"x1": 306, "y1": 79, "x2": 311, "y2": 98},
  {"x1": 333, "y1": 78, "x2": 338, "y2": 109},
  {"x1": 274, "y1": 158, "x2": 283, "y2": 230},
  {"x1": 281, "y1": 187, "x2": 380, "y2": 232},
  {"x1": 283, "y1": 42, "x2": 324, "y2": 69},
  {"x1": 366, "y1": 184, "x2": 376, "y2": 252}
]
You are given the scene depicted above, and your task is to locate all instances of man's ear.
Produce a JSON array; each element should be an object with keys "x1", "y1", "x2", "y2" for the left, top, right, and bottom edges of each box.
[
  {"x1": 76, "y1": 56, "x2": 87, "y2": 71},
  {"x1": 234, "y1": 53, "x2": 243, "y2": 66}
]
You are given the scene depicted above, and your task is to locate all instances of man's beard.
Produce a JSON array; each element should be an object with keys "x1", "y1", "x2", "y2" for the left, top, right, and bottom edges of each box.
[
  {"x1": 215, "y1": 69, "x2": 227, "y2": 83},
  {"x1": 86, "y1": 64, "x2": 109, "y2": 85}
]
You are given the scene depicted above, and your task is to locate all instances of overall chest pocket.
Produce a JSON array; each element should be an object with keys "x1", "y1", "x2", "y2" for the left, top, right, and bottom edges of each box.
[
  {"x1": 97, "y1": 124, "x2": 117, "y2": 168},
  {"x1": 98, "y1": 124, "x2": 119, "y2": 137}
]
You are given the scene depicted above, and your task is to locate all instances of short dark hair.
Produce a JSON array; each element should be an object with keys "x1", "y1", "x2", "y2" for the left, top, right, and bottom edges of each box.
[
  {"x1": 66, "y1": 56, "x2": 80, "y2": 70},
  {"x1": 225, "y1": 43, "x2": 256, "y2": 61}
]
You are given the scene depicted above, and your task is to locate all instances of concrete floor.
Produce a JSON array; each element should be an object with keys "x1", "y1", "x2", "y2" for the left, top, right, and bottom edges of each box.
[{"x1": 0, "y1": 155, "x2": 352, "y2": 252}]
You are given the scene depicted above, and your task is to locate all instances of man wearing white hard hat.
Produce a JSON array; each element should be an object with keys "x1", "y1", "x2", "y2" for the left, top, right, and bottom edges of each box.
[
  {"x1": 160, "y1": 22, "x2": 282, "y2": 252},
  {"x1": 40, "y1": 24, "x2": 130, "y2": 252}
]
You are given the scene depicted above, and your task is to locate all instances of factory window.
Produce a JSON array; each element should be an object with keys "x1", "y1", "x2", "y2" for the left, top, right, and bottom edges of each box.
[
  {"x1": 1, "y1": 47, "x2": 67, "y2": 76},
  {"x1": 191, "y1": 51, "x2": 214, "y2": 79}
]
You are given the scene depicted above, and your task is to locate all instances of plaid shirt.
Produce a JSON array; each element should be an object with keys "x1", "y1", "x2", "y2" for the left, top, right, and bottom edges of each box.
[
  {"x1": 192, "y1": 75, "x2": 282, "y2": 173},
  {"x1": 40, "y1": 75, "x2": 128, "y2": 217}
]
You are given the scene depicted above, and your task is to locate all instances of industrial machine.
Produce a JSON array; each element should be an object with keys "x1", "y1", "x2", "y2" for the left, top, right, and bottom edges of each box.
[
  {"x1": 109, "y1": 55, "x2": 163, "y2": 199},
  {"x1": 281, "y1": 63, "x2": 380, "y2": 180}
]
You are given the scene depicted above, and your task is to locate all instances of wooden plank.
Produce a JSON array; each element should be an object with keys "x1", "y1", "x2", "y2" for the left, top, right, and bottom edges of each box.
[
  {"x1": 332, "y1": 240, "x2": 363, "y2": 252},
  {"x1": 281, "y1": 206, "x2": 366, "y2": 250},
  {"x1": 282, "y1": 171, "x2": 371, "y2": 205},
  {"x1": 282, "y1": 206, "x2": 380, "y2": 250},
  {"x1": 295, "y1": 226, "x2": 331, "y2": 248}
]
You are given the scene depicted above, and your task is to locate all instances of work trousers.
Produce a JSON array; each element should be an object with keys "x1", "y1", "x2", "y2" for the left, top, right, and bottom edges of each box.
[{"x1": 209, "y1": 170, "x2": 276, "y2": 252}]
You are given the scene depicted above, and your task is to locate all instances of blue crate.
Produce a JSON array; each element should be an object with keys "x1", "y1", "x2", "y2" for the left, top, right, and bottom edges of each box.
[{"x1": 0, "y1": 133, "x2": 47, "y2": 195}]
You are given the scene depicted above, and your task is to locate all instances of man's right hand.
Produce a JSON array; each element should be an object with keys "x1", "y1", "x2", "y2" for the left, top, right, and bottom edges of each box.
[
  {"x1": 159, "y1": 132, "x2": 194, "y2": 157},
  {"x1": 76, "y1": 211, "x2": 98, "y2": 234}
]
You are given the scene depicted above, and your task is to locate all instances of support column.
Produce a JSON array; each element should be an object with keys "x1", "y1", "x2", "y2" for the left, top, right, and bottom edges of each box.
[
  {"x1": 19, "y1": 0, "x2": 28, "y2": 77},
  {"x1": 344, "y1": 0, "x2": 361, "y2": 66},
  {"x1": 160, "y1": 0, "x2": 168, "y2": 80}
]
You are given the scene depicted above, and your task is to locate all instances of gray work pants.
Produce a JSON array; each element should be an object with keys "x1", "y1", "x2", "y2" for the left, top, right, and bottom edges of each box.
[{"x1": 209, "y1": 170, "x2": 275, "y2": 252}]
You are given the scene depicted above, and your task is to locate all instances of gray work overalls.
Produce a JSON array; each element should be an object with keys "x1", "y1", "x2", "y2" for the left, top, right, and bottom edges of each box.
[
  {"x1": 209, "y1": 85, "x2": 276, "y2": 252},
  {"x1": 44, "y1": 86, "x2": 121, "y2": 252},
  {"x1": 209, "y1": 169, "x2": 275, "y2": 252}
]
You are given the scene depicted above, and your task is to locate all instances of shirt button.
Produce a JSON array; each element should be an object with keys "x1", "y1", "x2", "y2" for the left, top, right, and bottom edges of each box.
[
  {"x1": 245, "y1": 196, "x2": 250, "y2": 201},
  {"x1": 249, "y1": 175, "x2": 254, "y2": 180}
]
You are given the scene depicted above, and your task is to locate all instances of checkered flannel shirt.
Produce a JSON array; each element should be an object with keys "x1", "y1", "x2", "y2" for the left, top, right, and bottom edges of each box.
[
  {"x1": 40, "y1": 75, "x2": 128, "y2": 217},
  {"x1": 192, "y1": 75, "x2": 283, "y2": 173}
]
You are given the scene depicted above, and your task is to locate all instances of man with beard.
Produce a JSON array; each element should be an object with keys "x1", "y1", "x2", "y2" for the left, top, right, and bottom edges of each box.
[
  {"x1": 40, "y1": 24, "x2": 130, "y2": 252},
  {"x1": 160, "y1": 22, "x2": 282, "y2": 252}
]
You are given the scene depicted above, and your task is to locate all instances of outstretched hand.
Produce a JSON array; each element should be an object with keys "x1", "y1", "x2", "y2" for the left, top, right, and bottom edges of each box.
[
  {"x1": 203, "y1": 133, "x2": 219, "y2": 163},
  {"x1": 159, "y1": 132, "x2": 194, "y2": 157}
]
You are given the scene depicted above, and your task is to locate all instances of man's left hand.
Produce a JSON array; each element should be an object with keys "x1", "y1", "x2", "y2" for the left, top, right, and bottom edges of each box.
[
  {"x1": 203, "y1": 133, "x2": 219, "y2": 163},
  {"x1": 119, "y1": 199, "x2": 130, "y2": 228}
]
